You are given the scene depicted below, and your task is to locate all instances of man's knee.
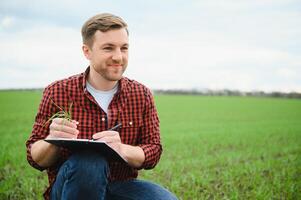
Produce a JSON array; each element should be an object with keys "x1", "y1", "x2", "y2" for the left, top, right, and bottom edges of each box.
[
  {"x1": 51, "y1": 151, "x2": 109, "y2": 199},
  {"x1": 67, "y1": 151, "x2": 109, "y2": 179}
]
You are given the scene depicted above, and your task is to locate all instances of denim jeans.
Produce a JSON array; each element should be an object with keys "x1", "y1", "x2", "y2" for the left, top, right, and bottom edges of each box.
[{"x1": 50, "y1": 151, "x2": 178, "y2": 200}]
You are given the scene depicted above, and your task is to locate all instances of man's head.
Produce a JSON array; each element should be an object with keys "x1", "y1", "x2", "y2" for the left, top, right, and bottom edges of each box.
[
  {"x1": 81, "y1": 13, "x2": 128, "y2": 48},
  {"x1": 82, "y1": 13, "x2": 129, "y2": 87}
]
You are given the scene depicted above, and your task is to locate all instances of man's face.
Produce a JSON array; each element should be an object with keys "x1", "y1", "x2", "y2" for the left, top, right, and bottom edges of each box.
[{"x1": 83, "y1": 28, "x2": 129, "y2": 82}]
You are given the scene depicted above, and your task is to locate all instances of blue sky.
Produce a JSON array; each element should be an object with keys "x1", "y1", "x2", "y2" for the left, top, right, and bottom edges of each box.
[{"x1": 0, "y1": 0, "x2": 300, "y2": 92}]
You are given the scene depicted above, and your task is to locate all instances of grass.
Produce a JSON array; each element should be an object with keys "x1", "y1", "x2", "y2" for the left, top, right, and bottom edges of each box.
[{"x1": 0, "y1": 91, "x2": 300, "y2": 199}]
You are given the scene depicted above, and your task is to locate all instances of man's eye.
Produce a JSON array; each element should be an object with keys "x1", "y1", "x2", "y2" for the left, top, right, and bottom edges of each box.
[
  {"x1": 103, "y1": 47, "x2": 113, "y2": 51},
  {"x1": 121, "y1": 47, "x2": 128, "y2": 51}
]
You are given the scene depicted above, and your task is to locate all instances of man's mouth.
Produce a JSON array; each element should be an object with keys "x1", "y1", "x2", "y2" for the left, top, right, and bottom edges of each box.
[{"x1": 108, "y1": 64, "x2": 122, "y2": 67}]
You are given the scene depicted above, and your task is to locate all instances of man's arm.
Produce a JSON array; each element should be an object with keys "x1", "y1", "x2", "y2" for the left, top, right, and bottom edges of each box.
[
  {"x1": 30, "y1": 118, "x2": 79, "y2": 168},
  {"x1": 120, "y1": 144, "x2": 145, "y2": 168},
  {"x1": 31, "y1": 140, "x2": 61, "y2": 168},
  {"x1": 92, "y1": 130, "x2": 145, "y2": 168},
  {"x1": 136, "y1": 88, "x2": 162, "y2": 169}
]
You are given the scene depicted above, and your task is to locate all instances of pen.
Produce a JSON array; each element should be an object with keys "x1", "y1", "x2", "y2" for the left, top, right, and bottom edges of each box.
[{"x1": 108, "y1": 123, "x2": 122, "y2": 131}]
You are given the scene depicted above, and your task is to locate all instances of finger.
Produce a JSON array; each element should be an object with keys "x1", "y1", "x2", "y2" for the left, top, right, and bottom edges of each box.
[
  {"x1": 92, "y1": 131, "x2": 118, "y2": 140},
  {"x1": 95, "y1": 135, "x2": 120, "y2": 143},
  {"x1": 57, "y1": 118, "x2": 78, "y2": 128},
  {"x1": 105, "y1": 136, "x2": 121, "y2": 143},
  {"x1": 71, "y1": 120, "x2": 79, "y2": 125},
  {"x1": 60, "y1": 125, "x2": 79, "y2": 135},
  {"x1": 49, "y1": 130, "x2": 78, "y2": 139},
  {"x1": 50, "y1": 123, "x2": 79, "y2": 135},
  {"x1": 52, "y1": 118, "x2": 78, "y2": 128},
  {"x1": 93, "y1": 131, "x2": 118, "y2": 139}
]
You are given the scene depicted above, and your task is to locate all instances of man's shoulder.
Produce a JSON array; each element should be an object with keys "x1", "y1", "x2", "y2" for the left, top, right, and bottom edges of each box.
[
  {"x1": 45, "y1": 72, "x2": 84, "y2": 91},
  {"x1": 122, "y1": 77, "x2": 152, "y2": 94}
]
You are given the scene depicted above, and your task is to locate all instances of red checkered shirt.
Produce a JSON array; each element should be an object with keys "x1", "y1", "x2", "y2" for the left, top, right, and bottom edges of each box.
[{"x1": 26, "y1": 67, "x2": 162, "y2": 199}]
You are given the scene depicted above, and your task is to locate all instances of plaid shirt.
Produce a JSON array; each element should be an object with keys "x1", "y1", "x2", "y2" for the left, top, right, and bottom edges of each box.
[{"x1": 26, "y1": 67, "x2": 162, "y2": 199}]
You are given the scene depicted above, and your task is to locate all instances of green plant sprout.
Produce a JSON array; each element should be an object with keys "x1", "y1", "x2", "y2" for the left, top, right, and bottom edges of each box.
[{"x1": 43, "y1": 100, "x2": 73, "y2": 127}]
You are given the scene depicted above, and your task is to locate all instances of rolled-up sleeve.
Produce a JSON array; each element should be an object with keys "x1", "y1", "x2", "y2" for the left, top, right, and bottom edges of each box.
[
  {"x1": 26, "y1": 87, "x2": 53, "y2": 171},
  {"x1": 138, "y1": 89, "x2": 162, "y2": 169}
]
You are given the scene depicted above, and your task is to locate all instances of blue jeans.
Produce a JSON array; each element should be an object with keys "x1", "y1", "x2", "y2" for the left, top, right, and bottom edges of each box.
[{"x1": 50, "y1": 151, "x2": 178, "y2": 200}]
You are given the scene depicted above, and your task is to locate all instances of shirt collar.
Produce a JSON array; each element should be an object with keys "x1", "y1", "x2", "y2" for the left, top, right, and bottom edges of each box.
[{"x1": 82, "y1": 66, "x2": 90, "y2": 92}]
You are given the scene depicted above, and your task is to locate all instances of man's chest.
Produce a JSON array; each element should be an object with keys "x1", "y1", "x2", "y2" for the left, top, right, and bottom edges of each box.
[{"x1": 71, "y1": 94, "x2": 144, "y2": 145}]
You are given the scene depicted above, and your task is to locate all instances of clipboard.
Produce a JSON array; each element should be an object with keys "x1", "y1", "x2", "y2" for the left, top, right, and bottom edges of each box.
[{"x1": 44, "y1": 138, "x2": 127, "y2": 163}]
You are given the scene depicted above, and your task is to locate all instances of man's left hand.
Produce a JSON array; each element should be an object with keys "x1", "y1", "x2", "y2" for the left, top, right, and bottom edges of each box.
[{"x1": 92, "y1": 131, "x2": 122, "y2": 152}]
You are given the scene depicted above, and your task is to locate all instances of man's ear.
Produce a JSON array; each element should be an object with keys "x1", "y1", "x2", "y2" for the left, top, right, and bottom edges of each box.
[{"x1": 82, "y1": 44, "x2": 91, "y2": 60}]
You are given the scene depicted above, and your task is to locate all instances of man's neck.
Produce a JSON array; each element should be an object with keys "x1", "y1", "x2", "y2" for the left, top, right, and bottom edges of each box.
[{"x1": 87, "y1": 67, "x2": 118, "y2": 91}]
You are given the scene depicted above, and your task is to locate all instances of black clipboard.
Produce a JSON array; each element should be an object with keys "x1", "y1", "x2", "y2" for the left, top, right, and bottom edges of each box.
[{"x1": 44, "y1": 138, "x2": 127, "y2": 163}]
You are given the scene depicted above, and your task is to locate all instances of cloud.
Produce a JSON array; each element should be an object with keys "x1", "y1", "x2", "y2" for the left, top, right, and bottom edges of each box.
[
  {"x1": 276, "y1": 68, "x2": 297, "y2": 79},
  {"x1": 127, "y1": 31, "x2": 301, "y2": 92},
  {"x1": 0, "y1": 0, "x2": 300, "y2": 92},
  {"x1": 0, "y1": 16, "x2": 15, "y2": 28},
  {"x1": 0, "y1": 23, "x2": 87, "y2": 88}
]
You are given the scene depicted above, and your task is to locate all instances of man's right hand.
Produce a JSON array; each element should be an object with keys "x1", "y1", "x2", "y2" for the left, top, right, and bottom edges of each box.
[
  {"x1": 47, "y1": 118, "x2": 79, "y2": 139},
  {"x1": 31, "y1": 118, "x2": 79, "y2": 168}
]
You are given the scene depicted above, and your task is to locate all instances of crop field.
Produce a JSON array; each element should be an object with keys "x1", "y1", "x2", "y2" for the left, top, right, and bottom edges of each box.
[{"x1": 0, "y1": 90, "x2": 300, "y2": 199}]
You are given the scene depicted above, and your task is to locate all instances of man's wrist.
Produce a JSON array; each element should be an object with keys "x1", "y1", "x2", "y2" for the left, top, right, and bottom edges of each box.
[
  {"x1": 119, "y1": 143, "x2": 145, "y2": 168},
  {"x1": 119, "y1": 143, "x2": 127, "y2": 159}
]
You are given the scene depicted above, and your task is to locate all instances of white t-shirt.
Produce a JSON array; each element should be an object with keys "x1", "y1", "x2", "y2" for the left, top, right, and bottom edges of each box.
[{"x1": 86, "y1": 81, "x2": 118, "y2": 114}]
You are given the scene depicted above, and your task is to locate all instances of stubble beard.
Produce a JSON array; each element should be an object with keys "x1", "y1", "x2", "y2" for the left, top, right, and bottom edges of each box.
[{"x1": 97, "y1": 65, "x2": 126, "y2": 81}]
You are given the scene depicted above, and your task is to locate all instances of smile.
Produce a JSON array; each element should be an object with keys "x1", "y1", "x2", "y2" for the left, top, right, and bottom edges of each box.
[{"x1": 109, "y1": 65, "x2": 122, "y2": 67}]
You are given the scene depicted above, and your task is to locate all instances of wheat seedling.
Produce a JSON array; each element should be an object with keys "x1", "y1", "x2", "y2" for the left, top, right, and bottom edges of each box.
[{"x1": 43, "y1": 100, "x2": 73, "y2": 127}]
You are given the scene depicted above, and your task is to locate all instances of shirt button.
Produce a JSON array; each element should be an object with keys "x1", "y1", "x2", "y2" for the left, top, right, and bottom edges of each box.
[
  {"x1": 101, "y1": 117, "x2": 105, "y2": 122},
  {"x1": 129, "y1": 121, "x2": 133, "y2": 126}
]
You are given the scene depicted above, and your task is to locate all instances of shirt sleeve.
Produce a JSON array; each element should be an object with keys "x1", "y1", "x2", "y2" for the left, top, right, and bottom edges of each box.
[
  {"x1": 26, "y1": 86, "x2": 54, "y2": 171},
  {"x1": 137, "y1": 88, "x2": 162, "y2": 169}
]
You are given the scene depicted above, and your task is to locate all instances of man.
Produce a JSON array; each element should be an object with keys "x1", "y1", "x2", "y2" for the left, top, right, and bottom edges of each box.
[{"x1": 26, "y1": 13, "x2": 177, "y2": 200}]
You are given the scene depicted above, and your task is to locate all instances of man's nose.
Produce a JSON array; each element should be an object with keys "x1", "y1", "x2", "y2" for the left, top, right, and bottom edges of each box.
[{"x1": 112, "y1": 49, "x2": 122, "y2": 61}]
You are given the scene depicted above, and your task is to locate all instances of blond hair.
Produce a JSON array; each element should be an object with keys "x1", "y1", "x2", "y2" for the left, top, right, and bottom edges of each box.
[{"x1": 81, "y1": 13, "x2": 128, "y2": 47}]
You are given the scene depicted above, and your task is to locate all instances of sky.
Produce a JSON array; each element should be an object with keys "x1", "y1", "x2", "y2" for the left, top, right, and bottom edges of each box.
[{"x1": 0, "y1": 0, "x2": 300, "y2": 92}]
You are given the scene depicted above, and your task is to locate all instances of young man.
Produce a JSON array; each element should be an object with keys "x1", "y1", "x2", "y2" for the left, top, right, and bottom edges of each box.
[{"x1": 26, "y1": 13, "x2": 177, "y2": 200}]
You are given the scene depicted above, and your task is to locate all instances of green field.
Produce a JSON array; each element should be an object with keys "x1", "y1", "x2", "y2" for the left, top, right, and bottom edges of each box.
[{"x1": 0, "y1": 91, "x2": 300, "y2": 199}]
